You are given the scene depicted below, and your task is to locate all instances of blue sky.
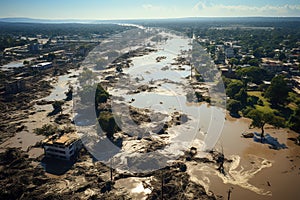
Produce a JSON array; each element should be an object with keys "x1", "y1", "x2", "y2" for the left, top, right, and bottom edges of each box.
[{"x1": 0, "y1": 0, "x2": 299, "y2": 19}]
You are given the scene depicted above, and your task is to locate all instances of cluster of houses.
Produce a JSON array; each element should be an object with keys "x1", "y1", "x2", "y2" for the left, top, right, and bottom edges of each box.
[{"x1": 209, "y1": 40, "x2": 300, "y2": 94}]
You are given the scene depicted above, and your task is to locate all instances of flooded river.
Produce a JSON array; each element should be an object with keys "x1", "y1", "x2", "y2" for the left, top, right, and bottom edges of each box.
[{"x1": 90, "y1": 28, "x2": 299, "y2": 199}]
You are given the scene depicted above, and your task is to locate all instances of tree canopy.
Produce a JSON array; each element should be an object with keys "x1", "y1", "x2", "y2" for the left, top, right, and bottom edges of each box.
[
  {"x1": 98, "y1": 111, "x2": 119, "y2": 139},
  {"x1": 225, "y1": 79, "x2": 244, "y2": 99},
  {"x1": 236, "y1": 66, "x2": 266, "y2": 84},
  {"x1": 227, "y1": 99, "x2": 242, "y2": 116},
  {"x1": 288, "y1": 105, "x2": 300, "y2": 133},
  {"x1": 264, "y1": 75, "x2": 289, "y2": 106}
]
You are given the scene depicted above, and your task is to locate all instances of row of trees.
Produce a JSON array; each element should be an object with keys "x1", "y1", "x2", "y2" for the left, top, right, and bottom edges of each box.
[{"x1": 0, "y1": 22, "x2": 132, "y2": 39}]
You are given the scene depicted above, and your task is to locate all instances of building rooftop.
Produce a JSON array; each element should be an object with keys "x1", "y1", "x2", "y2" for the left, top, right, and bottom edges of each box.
[
  {"x1": 32, "y1": 62, "x2": 52, "y2": 67},
  {"x1": 43, "y1": 133, "x2": 79, "y2": 146}
]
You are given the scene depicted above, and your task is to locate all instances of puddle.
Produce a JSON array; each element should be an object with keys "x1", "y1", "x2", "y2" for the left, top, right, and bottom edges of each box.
[
  {"x1": 43, "y1": 70, "x2": 78, "y2": 101},
  {"x1": 115, "y1": 177, "x2": 153, "y2": 200}
]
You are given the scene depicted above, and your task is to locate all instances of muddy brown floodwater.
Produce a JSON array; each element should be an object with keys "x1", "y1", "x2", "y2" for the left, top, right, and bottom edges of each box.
[{"x1": 189, "y1": 114, "x2": 300, "y2": 200}]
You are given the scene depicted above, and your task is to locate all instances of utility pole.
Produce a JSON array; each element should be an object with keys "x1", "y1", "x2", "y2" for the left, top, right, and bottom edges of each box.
[
  {"x1": 161, "y1": 173, "x2": 164, "y2": 200},
  {"x1": 190, "y1": 64, "x2": 193, "y2": 80},
  {"x1": 227, "y1": 187, "x2": 233, "y2": 200},
  {"x1": 110, "y1": 158, "x2": 113, "y2": 182}
]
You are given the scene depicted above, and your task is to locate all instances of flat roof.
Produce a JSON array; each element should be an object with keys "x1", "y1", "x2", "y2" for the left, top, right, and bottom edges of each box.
[
  {"x1": 43, "y1": 133, "x2": 79, "y2": 146},
  {"x1": 31, "y1": 62, "x2": 52, "y2": 68}
]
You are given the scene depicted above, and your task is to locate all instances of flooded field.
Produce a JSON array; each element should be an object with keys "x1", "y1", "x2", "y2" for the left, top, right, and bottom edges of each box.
[{"x1": 0, "y1": 69, "x2": 79, "y2": 158}]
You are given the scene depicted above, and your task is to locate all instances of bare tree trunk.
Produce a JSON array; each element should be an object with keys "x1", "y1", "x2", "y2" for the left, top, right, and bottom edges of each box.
[{"x1": 261, "y1": 125, "x2": 265, "y2": 143}]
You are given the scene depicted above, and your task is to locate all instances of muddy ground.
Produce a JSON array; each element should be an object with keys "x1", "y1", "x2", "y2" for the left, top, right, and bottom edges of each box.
[
  {"x1": 0, "y1": 63, "x2": 80, "y2": 143},
  {"x1": 0, "y1": 147, "x2": 218, "y2": 200},
  {"x1": 0, "y1": 47, "x2": 218, "y2": 200}
]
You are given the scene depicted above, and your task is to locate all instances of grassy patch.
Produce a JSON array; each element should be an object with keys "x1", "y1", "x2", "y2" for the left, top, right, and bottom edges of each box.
[
  {"x1": 288, "y1": 102, "x2": 298, "y2": 111},
  {"x1": 247, "y1": 91, "x2": 275, "y2": 113},
  {"x1": 287, "y1": 92, "x2": 300, "y2": 111}
]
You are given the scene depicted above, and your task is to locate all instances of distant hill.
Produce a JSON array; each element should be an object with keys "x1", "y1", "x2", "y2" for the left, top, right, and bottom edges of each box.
[
  {"x1": 0, "y1": 17, "x2": 109, "y2": 24},
  {"x1": 0, "y1": 17, "x2": 300, "y2": 24}
]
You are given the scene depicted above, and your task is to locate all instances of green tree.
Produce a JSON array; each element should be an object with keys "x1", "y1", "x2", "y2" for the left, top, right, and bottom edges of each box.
[
  {"x1": 226, "y1": 80, "x2": 244, "y2": 99},
  {"x1": 236, "y1": 66, "x2": 266, "y2": 84},
  {"x1": 253, "y1": 47, "x2": 264, "y2": 59},
  {"x1": 23, "y1": 60, "x2": 30, "y2": 65},
  {"x1": 34, "y1": 124, "x2": 58, "y2": 136},
  {"x1": 229, "y1": 58, "x2": 238, "y2": 69},
  {"x1": 195, "y1": 92, "x2": 203, "y2": 102},
  {"x1": 95, "y1": 84, "x2": 109, "y2": 104},
  {"x1": 264, "y1": 75, "x2": 289, "y2": 106},
  {"x1": 278, "y1": 52, "x2": 286, "y2": 61},
  {"x1": 65, "y1": 85, "x2": 73, "y2": 101},
  {"x1": 234, "y1": 88, "x2": 248, "y2": 106},
  {"x1": 227, "y1": 99, "x2": 242, "y2": 116},
  {"x1": 247, "y1": 109, "x2": 284, "y2": 142},
  {"x1": 288, "y1": 106, "x2": 300, "y2": 133},
  {"x1": 248, "y1": 59, "x2": 260, "y2": 67},
  {"x1": 98, "y1": 111, "x2": 119, "y2": 139}
]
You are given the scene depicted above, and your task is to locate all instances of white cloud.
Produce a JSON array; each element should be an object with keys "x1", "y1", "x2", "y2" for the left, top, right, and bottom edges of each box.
[{"x1": 193, "y1": 1, "x2": 300, "y2": 16}]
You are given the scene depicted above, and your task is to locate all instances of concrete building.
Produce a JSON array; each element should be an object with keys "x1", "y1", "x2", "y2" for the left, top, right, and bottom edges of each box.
[{"x1": 43, "y1": 133, "x2": 82, "y2": 160}]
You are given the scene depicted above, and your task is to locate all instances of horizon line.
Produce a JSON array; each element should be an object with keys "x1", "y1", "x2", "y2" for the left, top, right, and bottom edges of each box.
[{"x1": 1, "y1": 16, "x2": 300, "y2": 22}]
